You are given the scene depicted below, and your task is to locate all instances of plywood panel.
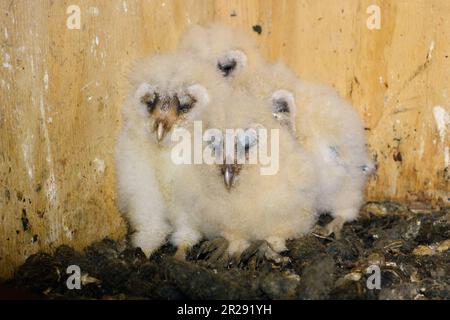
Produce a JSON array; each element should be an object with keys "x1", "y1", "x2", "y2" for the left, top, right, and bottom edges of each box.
[{"x1": 0, "y1": 0, "x2": 449, "y2": 278}]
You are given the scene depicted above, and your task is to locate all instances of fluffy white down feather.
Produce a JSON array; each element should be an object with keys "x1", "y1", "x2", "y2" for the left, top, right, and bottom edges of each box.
[
  {"x1": 115, "y1": 52, "x2": 230, "y2": 255},
  {"x1": 167, "y1": 90, "x2": 319, "y2": 256},
  {"x1": 179, "y1": 23, "x2": 375, "y2": 226}
]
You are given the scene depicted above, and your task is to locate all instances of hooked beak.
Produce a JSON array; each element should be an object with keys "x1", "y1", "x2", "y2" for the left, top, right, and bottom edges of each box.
[
  {"x1": 223, "y1": 165, "x2": 235, "y2": 190},
  {"x1": 156, "y1": 122, "x2": 165, "y2": 142}
]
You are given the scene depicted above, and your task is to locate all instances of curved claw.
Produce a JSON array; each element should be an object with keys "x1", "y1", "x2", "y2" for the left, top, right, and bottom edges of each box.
[
  {"x1": 312, "y1": 216, "x2": 345, "y2": 240},
  {"x1": 239, "y1": 240, "x2": 290, "y2": 268},
  {"x1": 196, "y1": 237, "x2": 230, "y2": 268}
]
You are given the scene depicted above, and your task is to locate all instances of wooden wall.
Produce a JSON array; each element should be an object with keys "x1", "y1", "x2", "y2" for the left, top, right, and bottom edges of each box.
[{"x1": 0, "y1": 0, "x2": 449, "y2": 278}]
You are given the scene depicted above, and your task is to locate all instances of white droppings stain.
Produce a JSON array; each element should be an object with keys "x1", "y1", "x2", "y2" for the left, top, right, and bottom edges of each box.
[
  {"x1": 379, "y1": 76, "x2": 384, "y2": 85},
  {"x1": 161, "y1": 2, "x2": 166, "y2": 7},
  {"x1": 3, "y1": 53, "x2": 11, "y2": 70},
  {"x1": 122, "y1": 1, "x2": 128, "y2": 12},
  {"x1": 47, "y1": 117, "x2": 53, "y2": 124},
  {"x1": 46, "y1": 173, "x2": 59, "y2": 243},
  {"x1": 21, "y1": 138, "x2": 34, "y2": 180},
  {"x1": 93, "y1": 158, "x2": 106, "y2": 174},
  {"x1": 427, "y1": 41, "x2": 435, "y2": 61},
  {"x1": 433, "y1": 106, "x2": 449, "y2": 143},
  {"x1": 43, "y1": 70, "x2": 49, "y2": 91},
  {"x1": 91, "y1": 37, "x2": 99, "y2": 56},
  {"x1": 40, "y1": 95, "x2": 59, "y2": 243},
  {"x1": 87, "y1": 96, "x2": 93, "y2": 102},
  {"x1": 39, "y1": 96, "x2": 58, "y2": 207},
  {"x1": 4, "y1": 27, "x2": 8, "y2": 39}
]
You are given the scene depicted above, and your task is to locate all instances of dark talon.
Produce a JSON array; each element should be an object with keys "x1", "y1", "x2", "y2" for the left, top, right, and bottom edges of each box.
[
  {"x1": 239, "y1": 240, "x2": 289, "y2": 267},
  {"x1": 312, "y1": 216, "x2": 345, "y2": 240},
  {"x1": 239, "y1": 240, "x2": 266, "y2": 266},
  {"x1": 196, "y1": 237, "x2": 229, "y2": 267}
]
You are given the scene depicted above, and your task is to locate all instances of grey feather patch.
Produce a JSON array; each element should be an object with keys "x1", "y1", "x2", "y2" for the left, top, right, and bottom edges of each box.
[{"x1": 329, "y1": 146, "x2": 339, "y2": 157}]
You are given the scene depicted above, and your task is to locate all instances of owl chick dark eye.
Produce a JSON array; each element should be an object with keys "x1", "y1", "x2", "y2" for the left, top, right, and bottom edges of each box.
[
  {"x1": 273, "y1": 99, "x2": 290, "y2": 113},
  {"x1": 242, "y1": 138, "x2": 252, "y2": 152},
  {"x1": 237, "y1": 129, "x2": 258, "y2": 153},
  {"x1": 205, "y1": 136, "x2": 220, "y2": 151},
  {"x1": 177, "y1": 94, "x2": 196, "y2": 114},
  {"x1": 141, "y1": 92, "x2": 159, "y2": 113},
  {"x1": 217, "y1": 59, "x2": 237, "y2": 77}
]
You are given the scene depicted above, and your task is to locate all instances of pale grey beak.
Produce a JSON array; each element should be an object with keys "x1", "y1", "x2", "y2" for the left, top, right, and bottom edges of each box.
[
  {"x1": 224, "y1": 165, "x2": 234, "y2": 190},
  {"x1": 156, "y1": 122, "x2": 164, "y2": 142}
]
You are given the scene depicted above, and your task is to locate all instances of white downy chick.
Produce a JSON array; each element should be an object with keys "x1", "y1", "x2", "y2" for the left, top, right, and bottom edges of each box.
[
  {"x1": 115, "y1": 52, "x2": 229, "y2": 256},
  {"x1": 167, "y1": 89, "x2": 319, "y2": 260},
  {"x1": 269, "y1": 82, "x2": 375, "y2": 237},
  {"x1": 178, "y1": 24, "x2": 375, "y2": 237}
]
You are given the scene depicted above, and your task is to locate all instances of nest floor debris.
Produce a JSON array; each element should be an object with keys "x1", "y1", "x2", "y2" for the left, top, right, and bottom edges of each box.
[{"x1": 3, "y1": 202, "x2": 449, "y2": 300}]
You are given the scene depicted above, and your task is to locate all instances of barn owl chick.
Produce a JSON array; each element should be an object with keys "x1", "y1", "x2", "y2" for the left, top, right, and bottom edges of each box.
[
  {"x1": 178, "y1": 24, "x2": 374, "y2": 238},
  {"x1": 115, "y1": 52, "x2": 230, "y2": 256},
  {"x1": 269, "y1": 84, "x2": 375, "y2": 239},
  {"x1": 167, "y1": 90, "x2": 319, "y2": 262}
]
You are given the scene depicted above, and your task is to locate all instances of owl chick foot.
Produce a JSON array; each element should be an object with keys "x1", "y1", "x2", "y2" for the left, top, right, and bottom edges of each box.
[
  {"x1": 196, "y1": 237, "x2": 230, "y2": 268},
  {"x1": 312, "y1": 216, "x2": 345, "y2": 240},
  {"x1": 239, "y1": 240, "x2": 290, "y2": 267}
]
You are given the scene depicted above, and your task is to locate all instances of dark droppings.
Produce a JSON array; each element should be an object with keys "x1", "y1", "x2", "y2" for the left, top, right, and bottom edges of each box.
[
  {"x1": 4, "y1": 189, "x2": 10, "y2": 201},
  {"x1": 21, "y1": 208, "x2": 29, "y2": 231},
  {"x1": 3, "y1": 202, "x2": 450, "y2": 300},
  {"x1": 252, "y1": 25, "x2": 262, "y2": 34}
]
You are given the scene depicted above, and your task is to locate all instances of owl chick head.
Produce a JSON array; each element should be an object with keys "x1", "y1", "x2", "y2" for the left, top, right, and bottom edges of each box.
[
  {"x1": 126, "y1": 52, "x2": 229, "y2": 143},
  {"x1": 134, "y1": 82, "x2": 209, "y2": 142},
  {"x1": 178, "y1": 23, "x2": 264, "y2": 79},
  {"x1": 200, "y1": 90, "x2": 293, "y2": 191},
  {"x1": 204, "y1": 123, "x2": 262, "y2": 190},
  {"x1": 178, "y1": 24, "x2": 301, "y2": 107}
]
